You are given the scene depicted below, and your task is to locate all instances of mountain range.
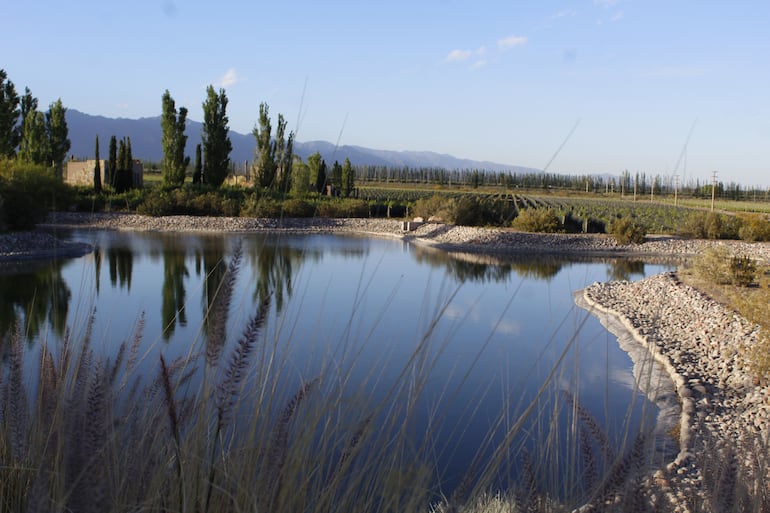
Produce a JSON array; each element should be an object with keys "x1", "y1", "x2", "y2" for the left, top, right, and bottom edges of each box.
[{"x1": 64, "y1": 109, "x2": 540, "y2": 174}]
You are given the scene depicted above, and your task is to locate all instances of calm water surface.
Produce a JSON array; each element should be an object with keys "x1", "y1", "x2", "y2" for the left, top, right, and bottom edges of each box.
[{"x1": 2, "y1": 228, "x2": 675, "y2": 492}]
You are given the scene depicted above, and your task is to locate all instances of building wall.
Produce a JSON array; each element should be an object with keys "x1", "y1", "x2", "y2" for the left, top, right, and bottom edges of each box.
[
  {"x1": 65, "y1": 159, "x2": 106, "y2": 186},
  {"x1": 64, "y1": 159, "x2": 144, "y2": 188}
]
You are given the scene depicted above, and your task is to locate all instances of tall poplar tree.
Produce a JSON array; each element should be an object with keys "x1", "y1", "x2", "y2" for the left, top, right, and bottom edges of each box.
[
  {"x1": 252, "y1": 103, "x2": 294, "y2": 191},
  {"x1": 251, "y1": 102, "x2": 275, "y2": 187},
  {"x1": 201, "y1": 86, "x2": 232, "y2": 188},
  {"x1": 161, "y1": 90, "x2": 190, "y2": 187},
  {"x1": 46, "y1": 99, "x2": 71, "y2": 178},
  {"x1": 290, "y1": 155, "x2": 310, "y2": 196},
  {"x1": 94, "y1": 135, "x2": 102, "y2": 192},
  {"x1": 18, "y1": 111, "x2": 48, "y2": 164},
  {"x1": 18, "y1": 87, "x2": 37, "y2": 154},
  {"x1": 0, "y1": 69, "x2": 20, "y2": 158},
  {"x1": 192, "y1": 143, "x2": 202, "y2": 185}
]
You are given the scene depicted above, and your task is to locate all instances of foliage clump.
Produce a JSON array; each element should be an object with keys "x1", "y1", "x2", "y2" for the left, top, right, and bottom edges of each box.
[
  {"x1": 511, "y1": 208, "x2": 561, "y2": 233},
  {"x1": 737, "y1": 214, "x2": 770, "y2": 242},
  {"x1": 412, "y1": 194, "x2": 456, "y2": 222},
  {"x1": 680, "y1": 211, "x2": 742, "y2": 240},
  {"x1": 608, "y1": 215, "x2": 646, "y2": 244},
  {"x1": 0, "y1": 159, "x2": 70, "y2": 231},
  {"x1": 691, "y1": 246, "x2": 757, "y2": 287}
]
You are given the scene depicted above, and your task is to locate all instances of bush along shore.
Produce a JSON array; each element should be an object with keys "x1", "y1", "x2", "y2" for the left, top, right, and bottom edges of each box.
[{"x1": 4, "y1": 212, "x2": 770, "y2": 511}]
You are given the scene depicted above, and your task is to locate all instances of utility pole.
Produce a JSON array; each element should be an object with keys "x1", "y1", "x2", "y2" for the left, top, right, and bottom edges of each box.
[
  {"x1": 674, "y1": 175, "x2": 679, "y2": 206},
  {"x1": 651, "y1": 176, "x2": 655, "y2": 202},
  {"x1": 633, "y1": 174, "x2": 637, "y2": 202},
  {"x1": 711, "y1": 171, "x2": 718, "y2": 212}
]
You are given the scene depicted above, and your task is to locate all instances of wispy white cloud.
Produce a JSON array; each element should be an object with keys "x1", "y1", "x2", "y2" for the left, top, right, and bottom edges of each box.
[
  {"x1": 611, "y1": 10, "x2": 624, "y2": 22},
  {"x1": 497, "y1": 35, "x2": 528, "y2": 51},
  {"x1": 594, "y1": 0, "x2": 618, "y2": 7},
  {"x1": 445, "y1": 49, "x2": 473, "y2": 62},
  {"x1": 216, "y1": 68, "x2": 239, "y2": 88},
  {"x1": 552, "y1": 9, "x2": 577, "y2": 19},
  {"x1": 444, "y1": 46, "x2": 487, "y2": 70}
]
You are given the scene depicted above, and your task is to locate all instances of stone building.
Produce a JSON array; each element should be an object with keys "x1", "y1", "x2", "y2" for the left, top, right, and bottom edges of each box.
[{"x1": 65, "y1": 159, "x2": 144, "y2": 188}]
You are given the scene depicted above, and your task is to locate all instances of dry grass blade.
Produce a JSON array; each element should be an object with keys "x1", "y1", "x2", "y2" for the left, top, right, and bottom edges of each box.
[
  {"x1": 216, "y1": 295, "x2": 271, "y2": 427},
  {"x1": 4, "y1": 322, "x2": 29, "y2": 464},
  {"x1": 160, "y1": 353, "x2": 185, "y2": 513}
]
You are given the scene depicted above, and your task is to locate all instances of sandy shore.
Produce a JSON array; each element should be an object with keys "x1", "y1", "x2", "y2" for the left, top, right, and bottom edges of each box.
[{"x1": 4, "y1": 212, "x2": 770, "y2": 509}]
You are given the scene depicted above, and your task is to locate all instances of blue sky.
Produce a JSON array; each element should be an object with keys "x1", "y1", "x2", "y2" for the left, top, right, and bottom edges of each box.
[{"x1": 4, "y1": 0, "x2": 769, "y2": 186}]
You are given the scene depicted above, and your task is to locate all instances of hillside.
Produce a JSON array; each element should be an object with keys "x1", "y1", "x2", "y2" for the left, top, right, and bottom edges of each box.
[{"x1": 64, "y1": 109, "x2": 539, "y2": 174}]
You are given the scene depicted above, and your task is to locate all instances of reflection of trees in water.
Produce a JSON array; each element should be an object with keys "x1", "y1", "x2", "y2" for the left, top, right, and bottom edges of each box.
[
  {"x1": 412, "y1": 248, "x2": 512, "y2": 284},
  {"x1": 413, "y1": 247, "x2": 569, "y2": 284},
  {"x1": 161, "y1": 242, "x2": 189, "y2": 340},
  {"x1": 201, "y1": 239, "x2": 232, "y2": 365},
  {"x1": 606, "y1": 259, "x2": 646, "y2": 282},
  {"x1": 509, "y1": 257, "x2": 563, "y2": 281},
  {"x1": 108, "y1": 246, "x2": 134, "y2": 290},
  {"x1": 0, "y1": 261, "x2": 71, "y2": 340},
  {"x1": 251, "y1": 242, "x2": 321, "y2": 314}
]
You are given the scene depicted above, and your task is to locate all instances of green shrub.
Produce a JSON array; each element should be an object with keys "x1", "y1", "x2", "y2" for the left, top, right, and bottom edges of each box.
[
  {"x1": 0, "y1": 161, "x2": 71, "y2": 230},
  {"x1": 608, "y1": 215, "x2": 646, "y2": 244},
  {"x1": 241, "y1": 194, "x2": 282, "y2": 218},
  {"x1": 136, "y1": 189, "x2": 173, "y2": 216},
  {"x1": 412, "y1": 194, "x2": 456, "y2": 222},
  {"x1": 692, "y1": 246, "x2": 734, "y2": 285},
  {"x1": 281, "y1": 198, "x2": 316, "y2": 217},
  {"x1": 680, "y1": 211, "x2": 741, "y2": 240},
  {"x1": 316, "y1": 198, "x2": 369, "y2": 218},
  {"x1": 738, "y1": 214, "x2": 770, "y2": 242},
  {"x1": 511, "y1": 208, "x2": 561, "y2": 233}
]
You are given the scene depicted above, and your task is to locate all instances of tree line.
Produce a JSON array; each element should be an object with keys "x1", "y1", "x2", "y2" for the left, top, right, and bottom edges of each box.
[{"x1": 160, "y1": 86, "x2": 356, "y2": 197}]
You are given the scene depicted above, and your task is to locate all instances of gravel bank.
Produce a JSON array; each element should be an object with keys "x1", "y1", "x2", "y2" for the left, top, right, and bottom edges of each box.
[
  {"x1": 580, "y1": 274, "x2": 769, "y2": 511},
  {"x1": 0, "y1": 230, "x2": 92, "y2": 262},
  {"x1": 39, "y1": 211, "x2": 770, "y2": 262}
]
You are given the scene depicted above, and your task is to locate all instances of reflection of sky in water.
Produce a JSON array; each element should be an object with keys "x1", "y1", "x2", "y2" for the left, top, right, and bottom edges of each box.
[{"x1": 7, "y1": 229, "x2": 675, "y2": 493}]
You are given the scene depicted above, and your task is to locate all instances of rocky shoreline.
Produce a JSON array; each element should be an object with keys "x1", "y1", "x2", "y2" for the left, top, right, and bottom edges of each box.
[
  {"x1": 4, "y1": 212, "x2": 770, "y2": 509},
  {"x1": 581, "y1": 274, "x2": 769, "y2": 511}
]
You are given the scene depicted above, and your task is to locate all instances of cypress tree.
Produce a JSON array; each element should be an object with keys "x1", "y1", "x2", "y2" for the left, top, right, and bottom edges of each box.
[
  {"x1": 331, "y1": 160, "x2": 342, "y2": 191},
  {"x1": 341, "y1": 158, "x2": 354, "y2": 197},
  {"x1": 107, "y1": 135, "x2": 117, "y2": 189},
  {"x1": 126, "y1": 137, "x2": 134, "y2": 190},
  {"x1": 116, "y1": 138, "x2": 126, "y2": 192},
  {"x1": 315, "y1": 159, "x2": 327, "y2": 194},
  {"x1": 94, "y1": 135, "x2": 102, "y2": 192},
  {"x1": 192, "y1": 143, "x2": 202, "y2": 185}
]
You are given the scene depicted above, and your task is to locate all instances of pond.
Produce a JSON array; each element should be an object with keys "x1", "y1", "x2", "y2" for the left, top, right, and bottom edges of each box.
[{"x1": 1, "y1": 228, "x2": 676, "y2": 499}]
